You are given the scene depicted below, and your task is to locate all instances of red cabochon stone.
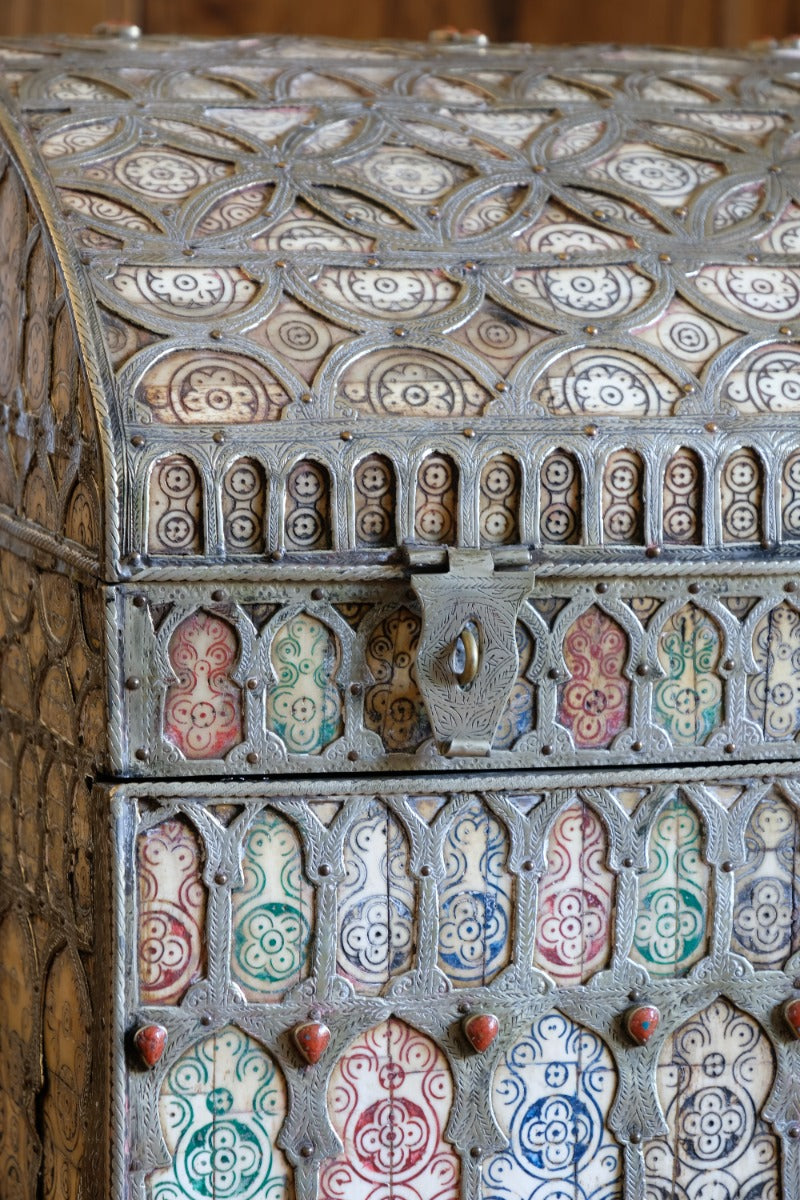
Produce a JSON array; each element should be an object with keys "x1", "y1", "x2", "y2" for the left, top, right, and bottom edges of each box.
[
  {"x1": 293, "y1": 1020, "x2": 331, "y2": 1064},
  {"x1": 134, "y1": 1024, "x2": 168, "y2": 1068},
  {"x1": 625, "y1": 1005, "x2": 660, "y2": 1046},
  {"x1": 784, "y1": 999, "x2": 800, "y2": 1037},
  {"x1": 463, "y1": 1012, "x2": 500, "y2": 1052}
]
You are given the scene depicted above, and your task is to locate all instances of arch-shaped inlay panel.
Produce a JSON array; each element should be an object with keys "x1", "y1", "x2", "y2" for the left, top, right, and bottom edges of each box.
[
  {"x1": 148, "y1": 454, "x2": 203, "y2": 555},
  {"x1": 266, "y1": 613, "x2": 342, "y2": 754},
  {"x1": 534, "y1": 801, "x2": 614, "y2": 985},
  {"x1": 654, "y1": 604, "x2": 723, "y2": 745},
  {"x1": 149, "y1": 1027, "x2": 291, "y2": 1200},
  {"x1": 284, "y1": 459, "x2": 332, "y2": 551},
  {"x1": 164, "y1": 611, "x2": 243, "y2": 759},
  {"x1": 231, "y1": 809, "x2": 313, "y2": 1001},
  {"x1": 663, "y1": 447, "x2": 702, "y2": 545},
  {"x1": 558, "y1": 607, "x2": 630, "y2": 749},
  {"x1": 721, "y1": 449, "x2": 763, "y2": 544},
  {"x1": 364, "y1": 607, "x2": 431, "y2": 752},
  {"x1": 336, "y1": 803, "x2": 415, "y2": 993},
  {"x1": 222, "y1": 457, "x2": 266, "y2": 553},
  {"x1": 646, "y1": 1000, "x2": 779, "y2": 1200},
  {"x1": 437, "y1": 798, "x2": 513, "y2": 986},
  {"x1": 732, "y1": 795, "x2": 800, "y2": 970},
  {"x1": 748, "y1": 603, "x2": 800, "y2": 741},
  {"x1": 480, "y1": 454, "x2": 520, "y2": 546},
  {"x1": 486, "y1": 1011, "x2": 621, "y2": 1200},
  {"x1": 41, "y1": 949, "x2": 91, "y2": 1200},
  {"x1": 354, "y1": 453, "x2": 396, "y2": 547},
  {"x1": 321, "y1": 1019, "x2": 459, "y2": 1200},
  {"x1": 602, "y1": 448, "x2": 644, "y2": 544},
  {"x1": 539, "y1": 449, "x2": 581, "y2": 544},
  {"x1": 632, "y1": 794, "x2": 709, "y2": 976},
  {"x1": 137, "y1": 816, "x2": 206, "y2": 1004},
  {"x1": 781, "y1": 449, "x2": 800, "y2": 541},
  {"x1": 414, "y1": 453, "x2": 458, "y2": 544}
]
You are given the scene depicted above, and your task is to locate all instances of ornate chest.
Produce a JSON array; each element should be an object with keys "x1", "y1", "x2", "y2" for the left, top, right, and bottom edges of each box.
[{"x1": 3, "y1": 26, "x2": 800, "y2": 1200}]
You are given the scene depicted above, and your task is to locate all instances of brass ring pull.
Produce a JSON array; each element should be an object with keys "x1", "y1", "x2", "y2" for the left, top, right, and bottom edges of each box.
[{"x1": 451, "y1": 621, "x2": 481, "y2": 687}]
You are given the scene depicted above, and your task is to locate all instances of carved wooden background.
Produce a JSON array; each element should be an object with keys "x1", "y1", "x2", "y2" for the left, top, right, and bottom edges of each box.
[{"x1": 2, "y1": 0, "x2": 800, "y2": 50}]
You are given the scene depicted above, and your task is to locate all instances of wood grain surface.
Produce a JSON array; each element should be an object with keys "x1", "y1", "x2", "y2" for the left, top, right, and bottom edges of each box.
[{"x1": 1, "y1": 0, "x2": 799, "y2": 47}]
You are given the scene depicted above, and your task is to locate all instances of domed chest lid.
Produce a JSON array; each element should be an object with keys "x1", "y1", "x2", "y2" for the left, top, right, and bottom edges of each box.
[{"x1": 2, "y1": 33, "x2": 800, "y2": 572}]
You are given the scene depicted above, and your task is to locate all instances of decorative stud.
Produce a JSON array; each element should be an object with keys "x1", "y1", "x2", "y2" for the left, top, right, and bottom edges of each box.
[
  {"x1": 463, "y1": 1012, "x2": 500, "y2": 1053},
  {"x1": 293, "y1": 1020, "x2": 331, "y2": 1064},
  {"x1": 133, "y1": 1023, "x2": 167, "y2": 1068},
  {"x1": 784, "y1": 999, "x2": 800, "y2": 1038},
  {"x1": 625, "y1": 1004, "x2": 660, "y2": 1045}
]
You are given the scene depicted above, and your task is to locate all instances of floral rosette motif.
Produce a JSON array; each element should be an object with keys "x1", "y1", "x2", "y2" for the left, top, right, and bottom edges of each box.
[
  {"x1": 558, "y1": 607, "x2": 630, "y2": 748},
  {"x1": 164, "y1": 612, "x2": 243, "y2": 760},
  {"x1": 654, "y1": 605, "x2": 723, "y2": 745},
  {"x1": 266, "y1": 614, "x2": 342, "y2": 754}
]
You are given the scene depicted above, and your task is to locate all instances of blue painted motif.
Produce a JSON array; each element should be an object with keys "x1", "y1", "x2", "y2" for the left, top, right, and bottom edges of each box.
[{"x1": 485, "y1": 1012, "x2": 622, "y2": 1200}]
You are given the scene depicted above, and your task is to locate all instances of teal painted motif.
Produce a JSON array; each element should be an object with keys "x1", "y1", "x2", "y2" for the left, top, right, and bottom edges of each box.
[
  {"x1": 150, "y1": 1026, "x2": 290, "y2": 1200},
  {"x1": 632, "y1": 796, "x2": 709, "y2": 976},
  {"x1": 654, "y1": 604, "x2": 723, "y2": 745},
  {"x1": 267, "y1": 613, "x2": 343, "y2": 754},
  {"x1": 231, "y1": 810, "x2": 312, "y2": 1001}
]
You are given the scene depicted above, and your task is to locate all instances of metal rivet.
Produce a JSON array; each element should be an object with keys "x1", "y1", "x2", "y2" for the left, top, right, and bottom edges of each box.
[
  {"x1": 722, "y1": 860, "x2": 734, "y2": 872},
  {"x1": 275, "y1": 259, "x2": 286, "y2": 269},
  {"x1": 622, "y1": 856, "x2": 634, "y2": 868},
  {"x1": 457, "y1": 1000, "x2": 471, "y2": 1014},
  {"x1": 318, "y1": 864, "x2": 331, "y2": 877},
  {"x1": 301, "y1": 392, "x2": 312, "y2": 403},
  {"x1": 584, "y1": 324, "x2": 598, "y2": 335},
  {"x1": 785, "y1": 581, "x2": 797, "y2": 593},
  {"x1": 470, "y1": 1146, "x2": 482, "y2": 1159},
  {"x1": 522, "y1": 859, "x2": 535, "y2": 872},
  {"x1": 427, "y1": 206, "x2": 440, "y2": 218},
  {"x1": 350, "y1": 682, "x2": 363, "y2": 696},
  {"x1": 134, "y1": 748, "x2": 150, "y2": 762},
  {"x1": 724, "y1": 743, "x2": 736, "y2": 754},
  {"x1": 130, "y1": 434, "x2": 145, "y2": 447},
  {"x1": 683, "y1": 383, "x2": 696, "y2": 395},
  {"x1": 646, "y1": 545, "x2": 661, "y2": 558},
  {"x1": 628, "y1": 990, "x2": 641, "y2": 1001},
  {"x1": 246, "y1": 751, "x2": 259, "y2": 764},
  {"x1": 632, "y1": 741, "x2": 643, "y2": 752},
  {"x1": 788, "y1": 1124, "x2": 800, "y2": 1139},
  {"x1": 596, "y1": 582, "x2": 609, "y2": 594},
  {"x1": 629, "y1": 1130, "x2": 642, "y2": 1144},
  {"x1": 300, "y1": 1143, "x2": 314, "y2": 1158},
  {"x1": 541, "y1": 744, "x2": 553, "y2": 755},
  {"x1": 547, "y1": 667, "x2": 559, "y2": 680},
  {"x1": 723, "y1": 659, "x2": 735, "y2": 671},
  {"x1": 125, "y1": 676, "x2": 141, "y2": 691},
  {"x1": 659, "y1": 253, "x2": 672, "y2": 263},
  {"x1": 780, "y1": 326, "x2": 792, "y2": 336},
  {"x1": 209, "y1": 328, "x2": 223, "y2": 340},
  {"x1": 340, "y1": 430, "x2": 353, "y2": 441},
  {"x1": 366, "y1": 257, "x2": 380, "y2": 267},
  {"x1": 211, "y1": 589, "x2": 227, "y2": 602},
  {"x1": 212, "y1": 430, "x2": 225, "y2": 444},
  {"x1": 584, "y1": 424, "x2": 598, "y2": 437},
  {"x1": 688, "y1": 582, "x2": 700, "y2": 594},
  {"x1": 393, "y1": 326, "x2": 407, "y2": 338},
  {"x1": 271, "y1": 548, "x2": 285, "y2": 562},
  {"x1": 464, "y1": 260, "x2": 477, "y2": 271},
  {"x1": 463, "y1": 427, "x2": 476, "y2": 438},
  {"x1": 420, "y1": 865, "x2": 432, "y2": 877},
  {"x1": 201, "y1": 1015, "x2": 213, "y2": 1026},
  {"x1": 246, "y1": 677, "x2": 259, "y2": 690},
  {"x1": 311, "y1": 587, "x2": 324, "y2": 600},
  {"x1": 215, "y1": 871, "x2": 228, "y2": 885},
  {"x1": 132, "y1": 594, "x2": 146, "y2": 608},
  {"x1": 494, "y1": 380, "x2": 508, "y2": 393},
  {"x1": 347, "y1": 749, "x2": 359, "y2": 761},
  {"x1": 636, "y1": 664, "x2": 648, "y2": 677},
  {"x1": 793, "y1": 977, "x2": 800, "y2": 990},
  {"x1": 705, "y1": 422, "x2": 718, "y2": 433}
]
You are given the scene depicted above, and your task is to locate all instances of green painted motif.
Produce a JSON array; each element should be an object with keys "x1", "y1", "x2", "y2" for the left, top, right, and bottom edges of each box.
[
  {"x1": 654, "y1": 604, "x2": 723, "y2": 745},
  {"x1": 150, "y1": 1026, "x2": 289, "y2": 1200},
  {"x1": 231, "y1": 810, "x2": 312, "y2": 1001},
  {"x1": 632, "y1": 796, "x2": 709, "y2": 976},
  {"x1": 267, "y1": 613, "x2": 342, "y2": 754}
]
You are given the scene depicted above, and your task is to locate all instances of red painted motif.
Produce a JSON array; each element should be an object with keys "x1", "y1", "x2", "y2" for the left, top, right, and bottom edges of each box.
[
  {"x1": 534, "y1": 803, "x2": 614, "y2": 986},
  {"x1": 163, "y1": 611, "x2": 243, "y2": 759},
  {"x1": 137, "y1": 818, "x2": 206, "y2": 1005},
  {"x1": 558, "y1": 607, "x2": 630, "y2": 748},
  {"x1": 625, "y1": 1004, "x2": 660, "y2": 1045},
  {"x1": 293, "y1": 1020, "x2": 331, "y2": 1064},
  {"x1": 133, "y1": 1023, "x2": 168, "y2": 1067},
  {"x1": 321, "y1": 1018, "x2": 459, "y2": 1200},
  {"x1": 463, "y1": 1012, "x2": 500, "y2": 1052}
]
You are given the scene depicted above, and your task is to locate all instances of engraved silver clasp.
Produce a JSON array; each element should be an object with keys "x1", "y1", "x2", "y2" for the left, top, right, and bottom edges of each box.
[{"x1": 407, "y1": 547, "x2": 534, "y2": 757}]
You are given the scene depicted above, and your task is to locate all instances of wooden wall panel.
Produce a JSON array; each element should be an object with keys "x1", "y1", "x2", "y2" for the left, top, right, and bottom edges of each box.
[{"x1": 1, "y1": 0, "x2": 800, "y2": 52}]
